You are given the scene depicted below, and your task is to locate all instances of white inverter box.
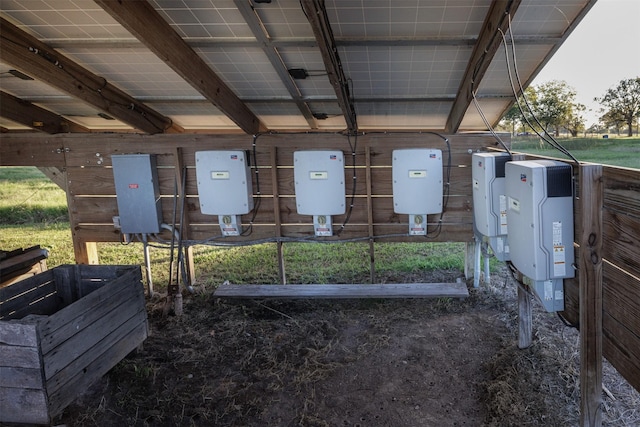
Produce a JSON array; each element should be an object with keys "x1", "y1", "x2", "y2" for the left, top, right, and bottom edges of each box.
[
  {"x1": 195, "y1": 150, "x2": 254, "y2": 215},
  {"x1": 195, "y1": 150, "x2": 254, "y2": 236},
  {"x1": 294, "y1": 150, "x2": 345, "y2": 236},
  {"x1": 392, "y1": 149, "x2": 443, "y2": 215},
  {"x1": 294, "y1": 151, "x2": 345, "y2": 215},
  {"x1": 505, "y1": 160, "x2": 574, "y2": 312}
]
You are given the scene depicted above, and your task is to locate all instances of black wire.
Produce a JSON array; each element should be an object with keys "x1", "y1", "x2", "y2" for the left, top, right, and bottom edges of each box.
[
  {"x1": 419, "y1": 132, "x2": 451, "y2": 239},
  {"x1": 471, "y1": 92, "x2": 512, "y2": 154},
  {"x1": 336, "y1": 132, "x2": 358, "y2": 235},
  {"x1": 356, "y1": 130, "x2": 451, "y2": 239},
  {"x1": 240, "y1": 133, "x2": 264, "y2": 236},
  {"x1": 501, "y1": 16, "x2": 580, "y2": 165},
  {"x1": 557, "y1": 312, "x2": 578, "y2": 329}
]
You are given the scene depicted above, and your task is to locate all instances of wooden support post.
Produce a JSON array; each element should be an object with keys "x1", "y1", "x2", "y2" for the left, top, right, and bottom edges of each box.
[
  {"x1": 271, "y1": 147, "x2": 286, "y2": 284},
  {"x1": 72, "y1": 241, "x2": 98, "y2": 265},
  {"x1": 517, "y1": 280, "x2": 532, "y2": 349},
  {"x1": 464, "y1": 241, "x2": 474, "y2": 281},
  {"x1": 65, "y1": 162, "x2": 100, "y2": 265},
  {"x1": 474, "y1": 238, "x2": 481, "y2": 288},
  {"x1": 365, "y1": 146, "x2": 375, "y2": 283},
  {"x1": 185, "y1": 246, "x2": 195, "y2": 288},
  {"x1": 173, "y1": 147, "x2": 195, "y2": 289},
  {"x1": 143, "y1": 239, "x2": 154, "y2": 296},
  {"x1": 482, "y1": 240, "x2": 491, "y2": 284},
  {"x1": 579, "y1": 164, "x2": 603, "y2": 427}
]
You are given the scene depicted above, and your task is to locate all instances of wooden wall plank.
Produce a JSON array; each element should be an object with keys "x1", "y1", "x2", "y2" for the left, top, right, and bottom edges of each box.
[
  {"x1": 2, "y1": 295, "x2": 60, "y2": 321},
  {"x1": 603, "y1": 263, "x2": 640, "y2": 340},
  {"x1": 0, "y1": 387, "x2": 49, "y2": 425},
  {"x1": 0, "y1": 323, "x2": 39, "y2": 348},
  {"x1": 46, "y1": 317, "x2": 147, "y2": 418},
  {"x1": 68, "y1": 222, "x2": 474, "y2": 244},
  {"x1": 562, "y1": 277, "x2": 580, "y2": 328},
  {"x1": 0, "y1": 270, "x2": 54, "y2": 305},
  {"x1": 0, "y1": 366, "x2": 44, "y2": 389},
  {"x1": 603, "y1": 311, "x2": 640, "y2": 392},
  {"x1": 44, "y1": 298, "x2": 145, "y2": 388},
  {"x1": 0, "y1": 344, "x2": 41, "y2": 369},
  {"x1": 602, "y1": 209, "x2": 640, "y2": 280},
  {"x1": 0, "y1": 138, "x2": 65, "y2": 167},
  {"x1": 603, "y1": 166, "x2": 640, "y2": 213},
  {"x1": 0, "y1": 276, "x2": 58, "y2": 320},
  {"x1": 68, "y1": 192, "x2": 472, "y2": 228},
  {"x1": 38, "y1": 269, "x2": 140, "y2": 355}
]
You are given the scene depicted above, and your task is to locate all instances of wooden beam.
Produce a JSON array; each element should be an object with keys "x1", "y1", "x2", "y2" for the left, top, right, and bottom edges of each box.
[
  {"x1": 214, "y1": 282, "x2": 469, "y2": 299},
  {"x1": 579, "y1": 164, "x2": 604, "y2": 427},
  {"x1": 0, "y1": 17, "x2": 178, "y2": 135},
  {"x1": 234, "y1": 0, "x2": 317, "y2": 129},
  {"x1": 95, "y1": 0, "x2": 265, "y2": 135},
  {"x1": 37, "y1": 167, "x2": 67, "y2": 191},
  {"x1": 0, "y1": 91, "x2": 89, "y2": 133},
  {"x1": 300, "y1": 0, "x2": 358, "y2": 133},
  {"x1": 445, "y1": 0, "x2": 521, "y2": 133}
]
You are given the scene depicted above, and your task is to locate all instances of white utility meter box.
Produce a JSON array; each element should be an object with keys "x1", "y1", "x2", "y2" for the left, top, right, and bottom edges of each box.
[
  {"x1": 195, "y1": 150, "x2": 254, "y2": 236},
  {"x1": 112, "y1": 154, "x2": 162, "y2": 235},
  {"x1": 505, "y1": 160, "x2": 574, "y2": 312},
  {"x1": 294, "y1": 150, "x2": 345, "y2": 236},
  {"x1": 392, "y1": 149, "x2": 442, "y2": 235},
  {"x1": 472, "y1": 152, "x2": 511, "y2": 261}
]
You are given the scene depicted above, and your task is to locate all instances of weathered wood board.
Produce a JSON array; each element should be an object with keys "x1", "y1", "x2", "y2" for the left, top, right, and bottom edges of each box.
[
  {"x1": 214, "y1": 281, "x2": 469, "y2": 299},
  {"x1": 0, "y1": 265, "x2": 148, "y2": 425}
]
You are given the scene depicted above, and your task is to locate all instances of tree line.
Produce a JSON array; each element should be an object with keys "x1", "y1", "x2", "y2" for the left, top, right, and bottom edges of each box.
[{"x1": 501, "y1": 77, "x2": 640, "y2": 137}]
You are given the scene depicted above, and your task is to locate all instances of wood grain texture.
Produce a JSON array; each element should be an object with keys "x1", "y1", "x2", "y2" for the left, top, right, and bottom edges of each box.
[
  {"x1": 0, "y1": 265, "x2": 147, "y2": 424},
  {"x1": 578, "y1": 164, "x2": 603, "y2": 427},
  {"x1": 214, "y1": 282, "x2": 469, "y2": 299}
]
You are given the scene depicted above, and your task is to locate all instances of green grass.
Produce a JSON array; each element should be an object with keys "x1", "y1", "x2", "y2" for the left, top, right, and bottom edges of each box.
[
  {"x1": 0, "y1": 167, "x2": 68, "y2": 224},
  {"x1": 511, "y1": 137, "x2": 640, "y2": 169}
]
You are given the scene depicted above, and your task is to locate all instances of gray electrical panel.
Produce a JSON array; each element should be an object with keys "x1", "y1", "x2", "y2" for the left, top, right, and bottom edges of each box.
[
  {"x1": 112, "y1": 154, "x2": 162, "y2": 234},
  {"x1": 472, "y1": 152, "x2": 511, "y2": 261},
  {"x1": 505, "y1": 159, "x2": 574, "y2": 312}
]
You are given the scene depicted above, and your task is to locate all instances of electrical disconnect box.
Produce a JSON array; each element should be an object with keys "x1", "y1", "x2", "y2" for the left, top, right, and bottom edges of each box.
[
  {"x1": 294, "y1": 150, "x2": 345, "y2": 236},
  {"x1": 505, "y1": 160, "x2": 574, "y2": 312},
  {"x1": 195, "y1": 150, "x2": 254, "y2": 236},
  {"x1": 392, "y1": 149, "x2": 442, "y2": 235},
  {"x1": 472, "y1": 152, "x2": 511, "y2": 261},
  {"x1": 111, "y1": 154, "x2": 162, "y2": 234}
]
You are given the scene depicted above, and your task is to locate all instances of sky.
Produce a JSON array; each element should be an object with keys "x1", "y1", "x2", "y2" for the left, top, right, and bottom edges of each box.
[{"x1": 531, "y1": 0, "x2": 640, "y2": 126}]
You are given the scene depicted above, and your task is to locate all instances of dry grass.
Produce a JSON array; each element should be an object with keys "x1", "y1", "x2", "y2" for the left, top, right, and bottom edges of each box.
[{"x1": 55, "y1": 268, "x2": 640, "y2": 426}]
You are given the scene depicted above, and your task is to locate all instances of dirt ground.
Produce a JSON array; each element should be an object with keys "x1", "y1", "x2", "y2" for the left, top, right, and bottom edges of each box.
[{"x1": 55, "y1": 268, "x2": 640, "y2": 427}]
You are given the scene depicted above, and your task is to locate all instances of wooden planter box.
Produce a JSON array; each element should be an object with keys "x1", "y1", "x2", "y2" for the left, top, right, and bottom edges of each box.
[{"x1": 0, "y1": 265, "x2": 148, "y2": 425}]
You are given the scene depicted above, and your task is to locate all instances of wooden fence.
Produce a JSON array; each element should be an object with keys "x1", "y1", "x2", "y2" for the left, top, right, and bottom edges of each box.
[
  {"x1": 1, "y1": 132, "x2": 502, "y2": 256},
  {"x1": 562, "y1": 164, "x2": 640, "y2": 394}
]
